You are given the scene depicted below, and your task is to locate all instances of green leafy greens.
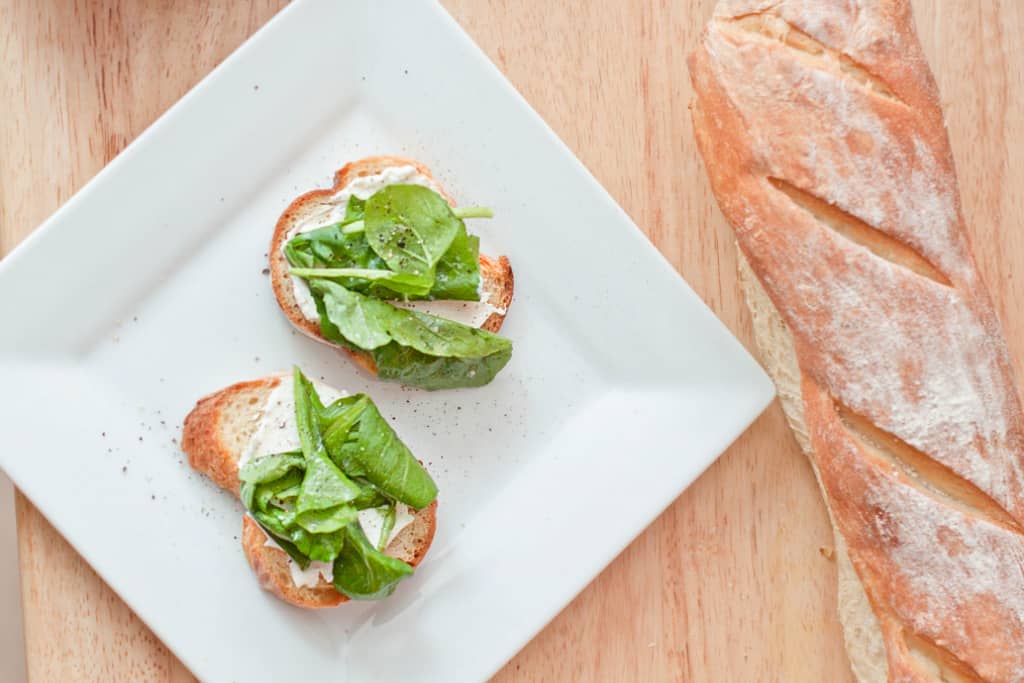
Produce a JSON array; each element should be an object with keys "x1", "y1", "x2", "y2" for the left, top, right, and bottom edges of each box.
[
  {"x1": 284, "y1": 184, "x2": 512, "y2": 390},
  {"x1": 239, "y1": 367, "x2": 438, "y2": 599}
]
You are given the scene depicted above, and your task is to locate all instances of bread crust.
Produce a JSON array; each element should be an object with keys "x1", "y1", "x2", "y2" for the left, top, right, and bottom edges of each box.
[
  {"x1": 181, "y1": 375, "x2": 438, "y2": 608},
  {"x1": 269, "y1": 155, "x2": 514, "y2": 376},
  {"x1": 690, "y1": 1, "x2": 1024, "y2": 680},
  {"x1": 181, "y1": 377, "x2": 278, "y2": 497}
]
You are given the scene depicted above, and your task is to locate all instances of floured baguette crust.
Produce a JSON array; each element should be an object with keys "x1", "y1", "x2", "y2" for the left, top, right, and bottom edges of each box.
[
  {"x1": 691, "y1": 1, "x2": 1024, "y2": 681},
  {"x1": 181, "y1": 375, "x2": 438, "y2": 609},
  {"x1": 269, "y1": 155, "x2": 514, "y2": 376},
  {"x1": 740, "y1": 254, "x2": 889, "y2": 683}
]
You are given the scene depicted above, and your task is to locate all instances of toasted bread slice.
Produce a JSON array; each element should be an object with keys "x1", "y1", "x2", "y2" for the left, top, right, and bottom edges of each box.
[
  {"x1": 269, "y1": 155, "x2": 514, "y2": 376},
  {"x1": 181, "y1": 374, "x2": 438, "y2": 608}
]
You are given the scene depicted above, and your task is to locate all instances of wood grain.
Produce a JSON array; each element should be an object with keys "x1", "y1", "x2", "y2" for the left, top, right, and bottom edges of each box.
[{"x1": 1, "y1": 1, "x2": 1020, "y2": 681}]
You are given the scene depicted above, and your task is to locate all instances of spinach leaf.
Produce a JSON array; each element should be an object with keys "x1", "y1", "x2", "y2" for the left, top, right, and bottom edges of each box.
[
  {"x1": 283, "y1": 188, "x2": 480, "y2": 301},
  {"x1": 343, "y1": 195, "x2": 366, "y2": 222},
  {"x1": 350, "y1": 479, "x2": 389, "y2": 510},
  {"x1": 310, "y1": 279, "x2": 513, "y2": 389},
  {"x1": 285, "y1": 224, "x2": 388, "y2": 286},
  {"x1": 236, "y1": 368, "x2": 434, "y2": 595},
  {"x1": 321, "y1": 394, "x2": 438, "y2": 509},
  {"x1": 295, "y1": 504, "x2": 359, "y2": 534},
  {"x1": 372, "y1": 342, "x2": 513, "y2": 390},
  {"x1": 289, "y1": 266, "x2": 434, "y2": 297},
  {"x1": 430, "y1": 226, "x2": 480, "y2": 300},
  {"x1": 240, "y1": 454, "x2": 350, "y2": 566},
  {"x1": 292, "y1": 368, "x2": 362, "y2": 513},
  {"x1": 332, "y1": 523, "x2": 414, "y2": 600},
  {"x1": 253, "y1": 520, "x2": 312, "y2": 569},
  {"x1": 384, "y1": 308, "x2": 511, "y2": 359},
  {"x1": 313, "y1": 281, "x2": 402, "y2": 350},
  {"x1": 240, "y1": 451, "x2": 305, "y2": 507},
  {"x1": 254, "y1": 469, "x2": 303, "y2": 512},
  {"x1": 293, "y1": 530, "x2": 346, "y2": 564},
  {"x1": 364, "y1": 185, "x2": 461, "y2": 282},
  {"x1": 317, "y1": 394, "x2": 367, "y2": 439},
  {"x1": 376, "y1": 503, "x2": 397, "y2": 551}
]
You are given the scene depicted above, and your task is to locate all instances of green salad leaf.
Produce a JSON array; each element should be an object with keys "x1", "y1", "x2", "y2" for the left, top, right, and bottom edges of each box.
[
  {"x1": 310, "y1": 279, "x2": 513, "y2": 390},
  {"x1": 343, "y1": 195, "x2": 366, "y2": 223},
  {"x1": 283, "y1": 182, "x2": 512, "y2": 389},
  {"x1": 372, "y1": 341, "x2": 514, "y2": 390},
  {"x1": 293, "y1": 369, "x2": 362, "y2": 514},
  {"x1": 375, "y1": 503, "x2": 397, "y2": 552},
  {"x1": 363, "y1": 185, "x2": 461, "y2": 282},
  {"x1": 321, "y1": 394, "x2": 439, "y2": 508},
  {"x1": 284, "y1": 192, "x2": 481, "y2": 301},
  {"x1": 430, "y1": 226, "x2": 480, "y2": 300},
  {"x1": 332, "y1": 523, "x2": 414, "y2": 600},
  {"x1": 237, "y1": 367, "x2": 438, "y2": 598}
]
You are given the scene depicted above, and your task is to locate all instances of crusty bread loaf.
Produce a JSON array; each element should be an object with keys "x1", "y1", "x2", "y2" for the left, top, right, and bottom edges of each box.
[
  {"x1": 690, "y1": 2, "x2": 1024, "y2": 681},
  {"x1": 182, "y1": 375, "x2": 437, "y2": 608},
  {"x1": 269, "y1": 155, "x2": 514, "y2": 376}
]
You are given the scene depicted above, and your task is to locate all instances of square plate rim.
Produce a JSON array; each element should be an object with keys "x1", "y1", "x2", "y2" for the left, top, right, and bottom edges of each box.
[{"x1": 0, "y1": 1, "x2": 776, "y2": 680}]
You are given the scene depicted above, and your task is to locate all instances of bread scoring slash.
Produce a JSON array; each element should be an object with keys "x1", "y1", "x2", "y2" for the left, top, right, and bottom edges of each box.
[{"x1": 690, "y1": 1, "x2": 1024, "y2": 681}]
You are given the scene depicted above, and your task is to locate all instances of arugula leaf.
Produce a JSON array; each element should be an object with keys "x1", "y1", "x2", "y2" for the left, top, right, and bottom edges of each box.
[
  {"x1": 332, "y1": 523, "x2": 414, "y2": 600},
  {"x1": 321, "y1": 394, "x2": 439, "y2": 508},
  {"x1": 364, "y1": 185, "x2": 461, "y2": 282},
  {"x1": 310, "y1": 279, "x2": 513, "y2": 390},
  {"x1": 292, "y1": 368, "x2": 362, "y2": 513}
]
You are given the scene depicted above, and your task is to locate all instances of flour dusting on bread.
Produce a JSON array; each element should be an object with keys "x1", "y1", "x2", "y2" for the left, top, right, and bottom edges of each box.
[{"x1": 692, "y1": 0, "x2": 1024, "y2": 679}]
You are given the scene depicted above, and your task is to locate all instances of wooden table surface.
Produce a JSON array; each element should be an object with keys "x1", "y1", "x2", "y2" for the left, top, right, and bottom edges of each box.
[{"x1": 2, "y1": 1, "x2": 1021, "y2": 680}]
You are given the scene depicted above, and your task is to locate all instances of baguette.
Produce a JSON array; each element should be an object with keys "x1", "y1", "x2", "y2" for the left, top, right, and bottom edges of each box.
[
  {"x1": 269, "y1": 155, "x2": 514, "y2": 377},
  {"x1": 181, "y1": 375, "x2": 437, "y2": 608},
  {"x1": 690, "y1": 2, "x2": 1024, "y2": 681}
]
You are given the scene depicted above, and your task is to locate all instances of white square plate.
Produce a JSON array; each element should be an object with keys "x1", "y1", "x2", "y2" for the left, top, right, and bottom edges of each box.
[{"x1": 0, "y1": 1, "x2": 774, "y2": 681}]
